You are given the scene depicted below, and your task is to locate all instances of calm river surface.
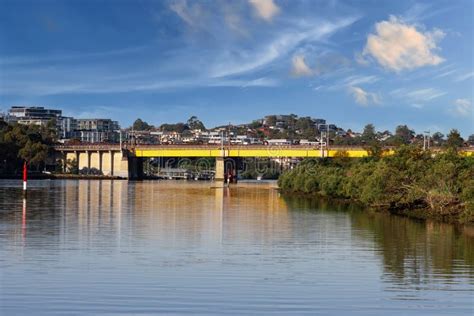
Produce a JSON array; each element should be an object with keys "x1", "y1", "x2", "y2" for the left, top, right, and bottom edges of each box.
[{"x1": 0, "y1": 180, "x2": 473, "y2": 315}]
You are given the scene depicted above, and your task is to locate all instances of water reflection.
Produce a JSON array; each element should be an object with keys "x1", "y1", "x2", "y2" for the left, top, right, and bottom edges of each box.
[
  {"x1": 0, "y1": 180, "x2": 473, "y2": 315},
  {"x1": 284, "y1": 195, "x2": 474, "y2": 284}
]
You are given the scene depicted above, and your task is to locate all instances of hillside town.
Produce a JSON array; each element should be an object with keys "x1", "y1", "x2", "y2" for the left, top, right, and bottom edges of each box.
[{"x1": 1, "y1": 105, "x2": 473, "y2": 147}]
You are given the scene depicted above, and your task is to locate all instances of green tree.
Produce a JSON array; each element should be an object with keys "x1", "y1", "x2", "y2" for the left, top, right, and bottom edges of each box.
[
  {"x1": 394, "y1": 125, "x2": 415, "y2": 144},
  {"x1": 160, "y1": 122, "x2": 188, "y2": 133},
  {"x1": 295, "y1": 116, "x2": 317, "y2": 140},
  {"x1": 0, "y1": 122, "x2": 52, "y2": 173},
  {"x1": 432, "y1": 132, "x2": 445, "y2": 146},
  {"x1": 362, "y1": 124, "x2": 376, "y2": 143},
  {"x1": 19, "y1": 140, "x2": 48, "y2": 166},
  {"x1": 365, "y1": 140, "x2": 384, "y2": 159},
  {"x1": 468, "y1": 134, "x2": 474, "y2": 146},
  {"x1": 445, "y1": 129, "x2": 464, "y2": 149},
  {"x1": 360, "y1": 124, "x2": 383, "y2": 158},
  {"x1": 187, "y1": 116, "x2": 206, "y2": 130},
  {"x1": 132, "y1": 118, "x2": 152, "y2": 131},
  {"x1": 42, "y1": 118, "x2": 58, "y2": 143},
  {"x1": 248, "y1": 120, "x2": 263, "y2": 129}
]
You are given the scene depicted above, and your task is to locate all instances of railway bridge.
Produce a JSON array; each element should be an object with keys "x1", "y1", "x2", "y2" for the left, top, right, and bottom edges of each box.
[{"x1": 53, "y1": 144, "x2": 473, "y2": 180}]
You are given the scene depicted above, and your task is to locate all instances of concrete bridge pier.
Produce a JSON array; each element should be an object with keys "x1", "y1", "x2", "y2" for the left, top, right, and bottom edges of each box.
[
  {"x1": 101, "y1": 151, "x2": 114, "y2": 176},
  {"x1": 61, "y1": 149, "x2": 132, "y2": 178},
  {"x1": 215, "y1": 157, "x2": 225, "y2": 182},
  {"x1": 90, "y1": 151, "x2": 101, "y2": 171},
  {"x1": 114, "y1": 151, "x2": 132, "y2": 179},
  {"x1": 128, "y1": 157, "x2": 144, "y2": 180},
  {"x1": 78, "y1": 151, "x2": 90, "y2": 171}
]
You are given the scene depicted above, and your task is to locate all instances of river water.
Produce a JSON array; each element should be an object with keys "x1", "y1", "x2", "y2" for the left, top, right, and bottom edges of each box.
[{"x1": 0, "y1": 180, "x2": 472, "y2": 315}]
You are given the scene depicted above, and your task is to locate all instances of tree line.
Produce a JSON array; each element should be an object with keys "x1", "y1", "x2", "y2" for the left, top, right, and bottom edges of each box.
[
  {"x1": 132, "y1": 116, "x2": 206, "y2": 132},
  {"x1": 131, "y1": 116, "x2": 474, "y2": 147},
  {"x1": 334, "y1": 124, "x2": 471, "y2": 147}
]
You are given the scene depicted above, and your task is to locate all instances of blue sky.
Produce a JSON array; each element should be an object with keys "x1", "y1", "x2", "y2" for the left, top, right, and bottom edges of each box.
[{"x1": 0, "y1": 0, "x2": 473, "y2": 135}]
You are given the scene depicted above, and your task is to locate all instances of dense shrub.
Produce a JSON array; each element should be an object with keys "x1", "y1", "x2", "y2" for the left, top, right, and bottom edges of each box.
[{"x1": 279, "y1": 145, "x2": 474, "y2": 222}]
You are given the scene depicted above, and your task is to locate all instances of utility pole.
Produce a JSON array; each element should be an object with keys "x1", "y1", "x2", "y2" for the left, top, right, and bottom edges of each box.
[
  {"x1": 228, "y1": 122, "x2": 231, "y2": 146},
  {"x1": 220, "y1": 130, "x2": 224, "y2": 150},
  {"x1": 119, "y1": 129, "x2": 122, "y2": 151},
  {"x1": 326, "y1": 124, "x2": 330, "y2": 154},
  {"x1": 319, "y1": 123, "x2": 329, "y2": 158},
  {"x1": 320, "y1": 128, "x2": 324, "y2": 157},
  {"x1": 115, "y1": 129, "x2": 123, "y2": 153},
  {"x1": 423, "y1": 130, "x2": 430, "y2": 151}
]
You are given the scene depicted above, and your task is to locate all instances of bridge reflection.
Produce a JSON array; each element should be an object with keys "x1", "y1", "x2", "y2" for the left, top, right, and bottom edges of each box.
[
  {"x1": 1, "y1": 180, "x2": 473, "y2": 285},
  {"x1": 59, "y1": 180, "x2": 292, "y2": 248}
]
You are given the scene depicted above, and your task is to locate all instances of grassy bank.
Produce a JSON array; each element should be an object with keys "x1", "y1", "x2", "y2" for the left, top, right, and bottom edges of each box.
[{"x1": 278, "y1": 146, "x2": 474, "y2": 223}]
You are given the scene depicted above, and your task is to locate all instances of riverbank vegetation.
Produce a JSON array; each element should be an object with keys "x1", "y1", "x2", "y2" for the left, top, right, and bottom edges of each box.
[
  {"x1": 278, "y1": 143, "x2": 474, "y2": 223},
  {"x1": 0, "y1": 120, "x2": 57, "y2": 175}
]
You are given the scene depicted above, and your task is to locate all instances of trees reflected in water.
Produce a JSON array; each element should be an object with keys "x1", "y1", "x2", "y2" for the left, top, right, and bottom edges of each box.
[
  {"x1": 1, "y1": 180, "x2": 472, "y2": 285},
  {"x1": 283, "y1": 195, "x2": 474, "y2": 283}
]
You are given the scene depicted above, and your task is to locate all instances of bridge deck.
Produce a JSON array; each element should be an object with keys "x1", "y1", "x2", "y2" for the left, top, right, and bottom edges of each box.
[
  {"x1": 133, "y1": 147, "x2": 372, "y2": 157},
  {"x1": 54, "y1": 144, "x2": 474, "y2": 158}
]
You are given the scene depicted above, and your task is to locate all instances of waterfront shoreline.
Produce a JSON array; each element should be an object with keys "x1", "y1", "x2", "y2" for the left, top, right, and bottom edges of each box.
[
  {"x1": 278, "y1": 189, "x2": 466, "y2": 224},
  {"x1": 0, "y1": 173, "x2": 124, "y2": 180},
  {"x1": 277, "y1": 146, "x2": 474, "y2": 225}
]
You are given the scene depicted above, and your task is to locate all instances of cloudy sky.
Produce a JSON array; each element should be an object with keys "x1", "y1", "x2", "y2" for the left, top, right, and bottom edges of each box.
[{"x1": 0, "y1": 0, "x2": 473, "y2": 135}]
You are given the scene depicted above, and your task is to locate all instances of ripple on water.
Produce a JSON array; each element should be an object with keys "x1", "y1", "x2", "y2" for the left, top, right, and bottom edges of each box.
[{"x1": 0, "y1": 180, "x2": 473, "y2": 315}]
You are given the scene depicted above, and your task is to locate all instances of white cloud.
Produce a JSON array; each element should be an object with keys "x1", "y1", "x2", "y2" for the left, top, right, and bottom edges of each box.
[
  {"x1": 209, "y1": 77, "x2": 279, "y2": 88},
  {"x1": 219, "y1": 1, "x2": 249, "y2": 36},
  {"x1": 210, "y1": 17, "x2": 358, "y2": 78},
  {"x1": 1, "y1": 73, "x2": 279, "y2": 96},
  {"x1": 348, "y1": 86, "x2": 381, "y2": 106},
  {"x1": 288, "y1": 51, "x2": 352, "y2": 81},
  {"x1": 405, "y1": 88, "x2": 446, "y2": 101},
  {"x1": 455, "y1": 71, "x2": 474, "y2": 82},
  {"x1": 433, "y1": 69, "x2": 457, "y2": 79},
  {"x1": 248, "y1": 0, "x2": 280, "y2": 21},
  {"x1": 1, "y1": 5, "x2": 361, "y2": 97},
  {"x1": 354, "y1": 52, "x2": 369, "y2": 66},
  {"x1": 451, "y1": 99, "x2": 472, "y2": 117},
  {"x1": 169, "y1": 0, "x2": 205, "y2": 27},
  {"x1": 403, "y1": 3, "x2": 456, "y2": 22},
  {"x1": 344, "y1": 75, "x2": 379, "y2": 86},
  {"x1": 223, "y1": 12, "x2": 247, "y2": 36},
  {"x1": 291, "y1": 55, "x2": 312, "y2": 77},
  {"x1": 403, "y1": 3, "x2": 430, "y2": 22},
  {"x1": 390, "y1": 87, "x2": 447, "y2": 108},
  {"x1": 411, "y1": 103, "x2": 423, "y2": 109},
  {"x1": 362, "y1": 16, "x2": 445, "y2": 72},
  {"x1": 323, "y1": 75, "x2": 379, "y2": 91}
]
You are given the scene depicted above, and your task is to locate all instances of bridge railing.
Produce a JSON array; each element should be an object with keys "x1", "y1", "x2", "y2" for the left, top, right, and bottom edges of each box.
[
  {"x1": 54, "y1": 144, "x2": 122, "y2": 151},
  {"x1": 132, "y1": 144, "x2": 396, "y2": 150},
  {"x1": 53, "y1": 143, "x2": 474, "y2": 152}
]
